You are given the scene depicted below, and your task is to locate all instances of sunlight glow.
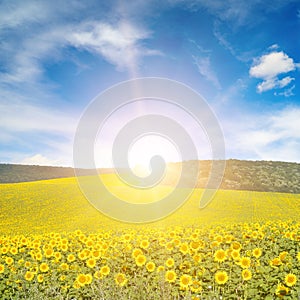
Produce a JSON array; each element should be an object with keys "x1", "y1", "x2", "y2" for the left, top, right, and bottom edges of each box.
[{"x1": 128, "y1": 135, "x2": 180, "y2": 176}]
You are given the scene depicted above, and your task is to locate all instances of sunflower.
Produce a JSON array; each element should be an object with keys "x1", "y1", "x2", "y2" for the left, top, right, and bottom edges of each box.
[
  {"x1": 60, "y1": 263, "x2": 69, "y2": 271},
  {"x1": 179, "y1": 274, "x2": 192, "y2": 289},
  {"x1": 100, "y1": 265, "x2": 110, "y2": 276},
  {"x1": 61, "y1": 238, "x2": 68, "y2": 245},
  {"x1": 173, "y1": 238, "x2": 181, "y2": 246},
  {"x1": 179, "y1": 243, "x2": 189, "y2": 255},
  {"x1": 135, "y1": 254, "x2": 147, "y2": 267},
  {"x1": 0, "y1": 264, "x2": 5, "y2": 273},
  {"x1": 72, "y1": 279, "x2": 81, "y2": 289},
  {"x1": 75, "y1": 229, "x2": 82, "y2": 236},
  {"x1": 215, "y1": 271, "x2": 229, "y2": 285},
  {"x1": 179, "y1": 261, "x2": 191, "y2": 273},
  {"x1": 86, "y1": 258, "x2": 96, "y2": 268},
  {"x1": 78, "y1": 251, "x2": 87, "y2": 261},
  {"x1": 140, "y1": 240, "x2": 150, "y2": 249},
  {"x1": 285, "y1": 273, "x2": 297, "y2": 287},
  {"x1": 146, "y1": 261, "x2": 156, "y2": 272},
  {"x1": 190, "y1": 280, "x2": 202, "y2": 293},
  {"x1": 279, "y1": 251, "x2": 288, "y2": 262},
  {"x1": 159, "y1": 238, "x2": 166, "y2": 246},
  {"x1": 123, "y1": 244, "x2": 132, "y2": 252},
  {"x1": 275, "y1": 283, "x2": 289, "y2": 297},
  {"x1": 231, "y1": 250, "x2": 240, "y2": 260},
  {"x1": 5, "y1": 257, "x2": 13, "y2": 265},
  {"x1": 76, "y1": 274, "x2": 87, "y2": 286},
  {"x1": 252, "y1": 248, "x2": 262, "y2": 258},
  {"x1": 242, "y1": 269, "x2": 252, "y2": 281},
  {"x1": 214, "y1": 249, "x2": 227, "y2": 263},
  {"x1": 60, "y1": 275, "x2": 66, "y2": 281},
  {"x1": 211, "y1": 241, "x2": 220, "y2": 248},
  {"x1": 37, "y1": 274, "x2": 44, "y2": 283},
  {"x1": 39, "y1": 263, "x2": 49, "y2": 273},
  {"x1": 193, "y1": 254, "x2": 202, "y2": 264},
  {"x1": 190, "y1": 241, "x2": 201, "y2": 251},
  {"x1": 270, "y1": 257, "x2": 282, "y2": 267},
  {"x1": 20, "y1": 238, "x2": 28, "y2": 245},
  {"x1": 86, "y1": 274, "x2": 93, "y2": 284},
  {"x1": 165, "y1": 270, "x2": 177, "y2": 283},
  {"x1": 215, "y1": 235, "x2": 223, "y2": 243},
  {"x1": 86, "y1": 239, "x2": 93, "y2": 247},
  {"x1": 10, "y1": 247, "x2": 18, "y2": 255},
  {"x1": 231, "y1": 241, "x2": 242, "y2": 251},
  {"x1": 115, "y1": 273, "x2": 127, "y2": 287},
  {"x1": 156, "y1": 265, "x2": 165, "y2": 273},
  {"x1": 123, "y1": 233, "x2": 132, "y2": 242},
  {"x1": 67, "y1": 254, "x2": 76, "y2": 262},
  {"x1": 24, "y1": 271, "x2": 34, "y2": 281},
  {"x1": 35, "y1": 252, "x2": 43, "y2": 261},
  {"x1": 165, "y1": 258, "x2": 175, "y2": 268},
  {"x1": 168, "y1": 231, "x2": 176, "y2": 238},
  {"x1": 239, "y1": 257, "x2": 251, "y2": 269},
  {"x1": 94, "y1": 271, "x2": 101, "y2": 279},
  {"x1": 132, "y1": 248, "x2": 143, "y2": 259},
  {"x1": 166, "y1": 242, "x2": 174, "y2": 251},
  {"x1": 1, "y1": 247, "x2": 8, "y2": 254},
  {"x1": 224, "y1": 235, "x2": 233, "y2": 243},
  {"x1": 54, "y1": 252, "x2": 62, "y2": 260},
  {"x1": 297, "y1": 252, "x2": 300, "y2": 262},
  {"x1": 92, "y1": 250, "x2": 101, "y2": 259},
  {"x1": 44, "y1": 248, "x2": 53, "y2": 258}
]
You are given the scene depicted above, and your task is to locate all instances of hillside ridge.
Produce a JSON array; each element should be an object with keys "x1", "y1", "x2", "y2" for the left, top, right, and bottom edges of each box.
[{"x1": 0, "y1": 159, "x2": 299, "y2": 193}]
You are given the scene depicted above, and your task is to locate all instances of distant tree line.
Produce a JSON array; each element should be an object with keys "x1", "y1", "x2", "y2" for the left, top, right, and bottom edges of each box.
[{"x1": 0, "y1": 159, "x2": 299, "y2": 194}]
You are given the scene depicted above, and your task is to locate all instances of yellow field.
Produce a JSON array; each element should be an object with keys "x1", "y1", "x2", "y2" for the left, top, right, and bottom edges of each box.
[{"x1": 0, "y1": 175, "x2": 300, "y2": 298}]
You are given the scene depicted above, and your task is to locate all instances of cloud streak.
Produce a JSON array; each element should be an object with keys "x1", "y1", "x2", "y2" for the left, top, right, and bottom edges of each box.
[
  {"x1": 192, "y1": 55, "x2": 221, "y2": 89},
  {"x1": 67, "y1": 20, "x2": 161, "y2": 75}
]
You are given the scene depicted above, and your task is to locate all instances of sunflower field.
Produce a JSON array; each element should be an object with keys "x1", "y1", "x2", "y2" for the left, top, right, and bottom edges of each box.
[{"x1": 0, "y1": 176, "x2": 300, "y2": 299}]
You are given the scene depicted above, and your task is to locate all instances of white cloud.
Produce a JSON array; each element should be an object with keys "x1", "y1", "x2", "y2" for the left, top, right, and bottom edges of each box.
[
  {"x1": 18, "y1": 154, "x2": 62, "y2": 166},
  {"x1": 0, "y1": 100, "x2": 76, "y2": 135},
  {"x1": 270, "y1": 107, "x2": 300, "y2": 139},
  {"x1": 225, "y1": 106, "x2": 300, "y2": 162},
  {"x1": 268, "y1": 44, "x2": 279, "y2": 50},
  {"x1": 257, "y1": 76, "x2": 294, "y2": 93},
  {"x1": 0, "y1": 1, "x2": 92, "y2": 83},
  {"x1": 249, "y1": 51, "x2": 298, "y2": 93},
  {"x1": 250, "y1": 51, "x2": 295, "y2": 79},
  {"x1": 67, "y1": 20, "x2": 161, "y2": 74},
  {"x1": 0, "y1": 1, "x2": 50, "y2": 30},
  {"x1": 0, "y1": 90, "x2": 77, "y2": 167},
  {"x1": 193, "y1": 55, "x2": 221, "y2": 89},
  {"x1": 0, "y1": 22, "x2": 69, "y2": 84},
  {"x1": 275, "y1": 85, "x2": 295, "y2": 97},
  {"x1": 0, "y1": 2, "x2": 160, "y2": 85}
]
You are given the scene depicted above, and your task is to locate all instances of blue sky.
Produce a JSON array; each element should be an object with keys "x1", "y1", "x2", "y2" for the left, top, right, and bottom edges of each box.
[{"x1": 0, "y1": 0, "x2": 300, "y2": 167}]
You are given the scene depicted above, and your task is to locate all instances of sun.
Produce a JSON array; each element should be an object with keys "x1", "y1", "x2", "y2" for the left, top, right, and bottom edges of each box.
[{"x1": 128, "y1": 135, "x2": 180, "y2": 177}]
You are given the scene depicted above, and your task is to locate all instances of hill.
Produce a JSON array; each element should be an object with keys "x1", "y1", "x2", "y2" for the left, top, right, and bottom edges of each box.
[
  {"x1": 0, "y1": 159, "x2": 299, "y2": 193},
  {"x1": 0, "y1": 164, "x2": 114, "y2": 183},
  {"x1": 163, "y1": 159, "x2": 300, "y2": 193}
]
